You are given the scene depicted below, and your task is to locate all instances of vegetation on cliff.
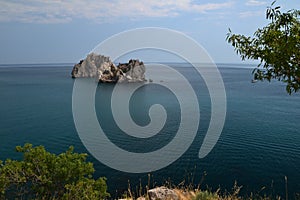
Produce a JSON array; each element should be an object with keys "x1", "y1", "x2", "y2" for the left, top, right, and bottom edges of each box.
[
  {"x1": 0, "y1": 143, "x2": 109, "y2": 199},
  {"x1": 0, "y1": 144, "x2": 296, "y2": 199}
]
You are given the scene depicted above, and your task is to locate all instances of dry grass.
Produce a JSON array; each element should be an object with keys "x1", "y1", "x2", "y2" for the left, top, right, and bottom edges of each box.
[{"x1": 120, "y1": 173, "x2": 291, "y2": 200}]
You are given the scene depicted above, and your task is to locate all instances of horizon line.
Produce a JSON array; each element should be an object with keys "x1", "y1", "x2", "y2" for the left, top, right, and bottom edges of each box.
[{"x1": 0, "y1": 61, "x2": 258, "y2": 66}]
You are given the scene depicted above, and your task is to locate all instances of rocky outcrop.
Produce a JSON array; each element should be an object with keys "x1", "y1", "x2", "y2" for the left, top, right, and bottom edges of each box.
[
  {"x1": 117, "y1": 187, "x2": 198, "y2": 200},
  {"x1": 148, "y1": 187, "x2": 179, "y2": 200},
  {"x1": 71, "y1": 53, "x2": 111, "y2": 78},
  {"x1": 71, "y1": 53, "x2": 146, "y2": 83},
  {"x1": 117, "y1": 59, "x2": 146, "y2": 83}
]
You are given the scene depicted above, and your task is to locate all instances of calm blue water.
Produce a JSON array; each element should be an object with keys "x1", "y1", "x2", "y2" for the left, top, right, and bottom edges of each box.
[{"x1": 0, "y1": 63, "x2": 300, "y2": 198}]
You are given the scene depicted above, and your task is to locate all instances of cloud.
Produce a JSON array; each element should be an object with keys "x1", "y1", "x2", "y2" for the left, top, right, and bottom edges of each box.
[
  {"x1": 0, "y1": 0, "x2": 234, "y2": 24},
  {"x1": 245, "y1": 0, "x2": 267, "y2": 6},
  {"x1": 239, "y1": 10, "x2": 264, "y2": 18}
]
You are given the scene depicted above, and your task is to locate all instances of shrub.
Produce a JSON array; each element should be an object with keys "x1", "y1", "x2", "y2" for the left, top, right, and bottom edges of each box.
[{"x1": 0, "y1": 143, "x2": 109, "y2": 199}]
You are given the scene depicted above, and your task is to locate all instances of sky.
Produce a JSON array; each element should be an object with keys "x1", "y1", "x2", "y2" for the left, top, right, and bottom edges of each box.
[{"x1": 0, "y1": 0, "x2": 299, "y2": 64}]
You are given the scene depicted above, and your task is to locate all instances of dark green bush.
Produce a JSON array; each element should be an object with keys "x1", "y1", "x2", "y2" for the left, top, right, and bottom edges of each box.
[{"x1": 0, "y1": 143, "x2": 109, "y2": 199}]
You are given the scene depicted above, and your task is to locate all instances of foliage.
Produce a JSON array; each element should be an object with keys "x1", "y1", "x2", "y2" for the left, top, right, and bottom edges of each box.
[
  {"x1": 193, "y1": 190, "x2": 219, "y2": 200},
  {"x1": 63, "y1": 178, "x2": 108, "y2": 200},
  {"x1": 226, "y1": 1, "x2": 300, "y2": 94},
  {"x1": 0, "y1": 143, "x2": 109, "y2": 199}
]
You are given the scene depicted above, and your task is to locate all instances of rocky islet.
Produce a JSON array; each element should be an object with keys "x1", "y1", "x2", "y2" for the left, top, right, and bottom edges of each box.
[{"x1": 71, "y1": 53, "x2": 146, "y2": 83}]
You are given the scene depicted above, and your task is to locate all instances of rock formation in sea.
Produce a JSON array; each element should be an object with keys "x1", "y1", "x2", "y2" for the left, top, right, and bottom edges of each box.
[{"x1": 71, "y1": 53, "x2": 146, "y2": 83}]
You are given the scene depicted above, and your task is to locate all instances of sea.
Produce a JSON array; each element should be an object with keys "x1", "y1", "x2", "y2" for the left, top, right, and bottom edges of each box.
[{"x1": 0, "y1": 63, "x2": 299, "y2": 198}]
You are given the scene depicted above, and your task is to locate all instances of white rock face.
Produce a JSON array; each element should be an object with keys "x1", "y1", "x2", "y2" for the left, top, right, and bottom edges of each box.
[
  {"x1": 148, "y1": 187, "x2": 179, "y2": 200},
  {"x1": 71, "y1": 53, "x2": 111, "y2": 78},
  {"x1": 71, "y1": 53, "x2": 146, "y2": 83}
]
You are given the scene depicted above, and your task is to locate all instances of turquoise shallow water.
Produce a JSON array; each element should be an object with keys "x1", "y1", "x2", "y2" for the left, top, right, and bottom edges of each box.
[{"x1": 0, "y1": 64, "x2": 300, "y2": 197}]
